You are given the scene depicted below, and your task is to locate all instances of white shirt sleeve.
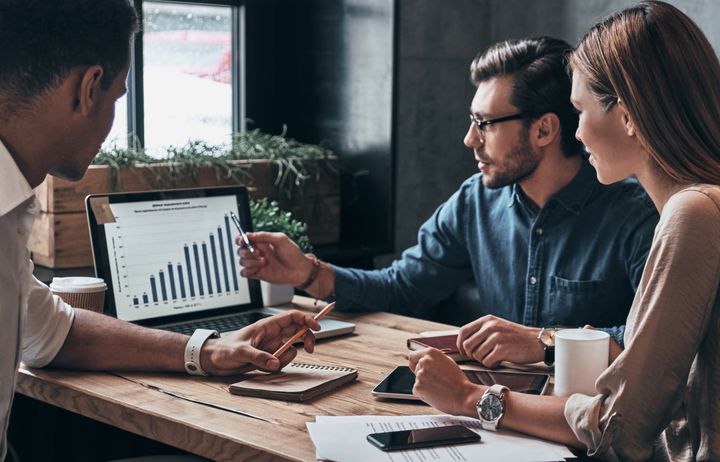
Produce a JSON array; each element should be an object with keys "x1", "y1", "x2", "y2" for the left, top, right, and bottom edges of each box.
[{"x1": 21, "y1": 268, "x2": 75, "y2": 368}]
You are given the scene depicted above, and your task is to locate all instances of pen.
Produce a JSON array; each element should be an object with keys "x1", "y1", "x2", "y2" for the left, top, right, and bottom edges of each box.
[
  {"x1": 229, "y1": 211, "x2": 256, "y2": 253},
  {"x1": 272, "y1": 302, "x2": 336, "y2": 358}
]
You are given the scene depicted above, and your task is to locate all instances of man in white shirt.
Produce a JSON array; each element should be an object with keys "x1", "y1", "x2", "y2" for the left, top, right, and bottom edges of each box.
[{"x1": 0, "y1": 2, "x2": 320, "y2": 460}]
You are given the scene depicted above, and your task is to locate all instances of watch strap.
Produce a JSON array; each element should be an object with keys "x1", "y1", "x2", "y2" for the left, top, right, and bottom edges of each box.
[
  {"x1": 477, "y1": 384, "x2": 510, "y2": 431},
  {"x1": 543, "y1": 345, "x2": 555, "y2": 366},
  {"x1": 184, "y1": 329, "x2": 220, "y2": 376}
]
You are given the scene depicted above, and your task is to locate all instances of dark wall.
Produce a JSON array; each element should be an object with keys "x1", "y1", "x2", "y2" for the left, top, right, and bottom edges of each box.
[
  {"x1": 378, "y1": 0, "x2": 488, "y2": 266},
  {"x1": 245, "y1": 0, "x2": 395, "y2": 266}
]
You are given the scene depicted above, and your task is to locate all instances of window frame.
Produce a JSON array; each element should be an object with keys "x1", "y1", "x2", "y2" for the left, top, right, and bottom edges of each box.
[{"x1": 126, "y1": 0, "x2": 246, "y2": 148}]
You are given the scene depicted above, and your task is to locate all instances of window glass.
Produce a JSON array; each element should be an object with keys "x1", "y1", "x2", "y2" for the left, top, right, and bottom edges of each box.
[
  {"x1": 101, "y1": 3, "x2": 233, "y2": 155},
  {"x1": 103, "y1": 93, "x2": 128, "y2": 150},
  {"x1": 143, "y1": 2, "x2": 232, "y2": 155}
]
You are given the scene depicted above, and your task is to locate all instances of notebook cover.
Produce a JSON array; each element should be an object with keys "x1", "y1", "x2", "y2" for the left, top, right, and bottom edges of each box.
[
  {"x1": 406, "y1": 334, "x2": 466, "y2": 361},
  {"x1": 228, "y1": 363, "x2": 358, "y2": 402}
]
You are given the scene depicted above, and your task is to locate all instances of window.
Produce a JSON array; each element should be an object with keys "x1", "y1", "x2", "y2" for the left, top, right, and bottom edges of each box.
[{"x1": 104, "y1": 0, "x2": 244, "y2": 156}]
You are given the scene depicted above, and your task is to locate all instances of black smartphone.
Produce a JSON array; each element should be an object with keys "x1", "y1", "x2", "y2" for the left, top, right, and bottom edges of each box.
[{"x1": 366, "y1": 425, "x2": 481, "y2": 451}]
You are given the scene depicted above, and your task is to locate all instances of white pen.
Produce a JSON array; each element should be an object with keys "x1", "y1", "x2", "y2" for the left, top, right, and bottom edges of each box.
[{"x1": 229, "y1": 211, "x2": 256, "y2": 253}]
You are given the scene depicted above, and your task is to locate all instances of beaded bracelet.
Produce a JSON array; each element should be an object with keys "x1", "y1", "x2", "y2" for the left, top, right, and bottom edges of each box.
[{"x1": 296, "y1": 253, "x2": 320, "y2": 291}]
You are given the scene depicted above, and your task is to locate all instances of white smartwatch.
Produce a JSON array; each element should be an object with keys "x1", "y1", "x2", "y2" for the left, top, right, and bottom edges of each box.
[
  {"x1": 476, "y1": 384, "x2": 510, "y2": 431},
  {"x1": 184, "y1": 329, "x2": 220, "y2": 376}
]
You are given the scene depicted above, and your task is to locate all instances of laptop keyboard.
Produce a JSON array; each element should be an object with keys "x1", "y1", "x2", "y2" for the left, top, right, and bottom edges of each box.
[{"x1": 162, "y1": 311, "x2": 272, "y2": 336}]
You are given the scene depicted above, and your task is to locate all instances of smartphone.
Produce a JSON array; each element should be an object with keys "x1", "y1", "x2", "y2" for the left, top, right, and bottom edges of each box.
[
  {"x1": 372, "y1": 366, "x2": 550, "y2": 400},
  {"x1": 366, "y1": 425, "x2": 481, "y2": 451}
]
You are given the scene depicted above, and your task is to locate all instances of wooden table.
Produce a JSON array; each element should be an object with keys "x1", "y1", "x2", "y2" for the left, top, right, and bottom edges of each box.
[{"x1": 16, "y1": 297, "x2": 459, "y2": 461}]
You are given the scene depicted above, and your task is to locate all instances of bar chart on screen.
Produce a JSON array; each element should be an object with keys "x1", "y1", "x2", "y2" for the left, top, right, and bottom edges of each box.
[{"x1": 102, "y1": 195, "x2": 252, "y2": 322}]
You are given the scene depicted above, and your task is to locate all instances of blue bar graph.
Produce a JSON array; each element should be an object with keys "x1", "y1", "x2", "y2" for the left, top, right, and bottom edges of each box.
[
  {"x1": 202, "y1": 242, "x2": 213, "y2": 294},
  {"x1": 184, "y1": 245, "x2": 195, "y2": 297},
  {"x1": 150, "y1": 276, "x2": 158, "y2": 302},
  {"x1": 131, "y1": 214, "x2": 246, "y2": 305},
  {"x1": 158, "y1": 270, "x2": 168, "y2": 301},
  {"x1": 193, "y1": 243, "x2": 204, "y2": 296},
  {"x1": 225, "y1": 215, "x2": 239, "y2": 291},
  {"x1": 210, "y1": 234, "x2": 222, "y2": 293},
  {"x1": 218, "y1": 226, "x2": 230, "y2": 292},
  {"x1": 177, "y1": 264, "x2": 186, "y2": 299},
  {"x1": 168, "y1": 263, "x2": 178, "y2": 300}
]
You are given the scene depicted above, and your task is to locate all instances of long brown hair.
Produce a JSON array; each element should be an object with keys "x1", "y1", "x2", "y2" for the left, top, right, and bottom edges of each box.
[{"x1": 571, "y1": 1, "x2": 720, "y2": 184}]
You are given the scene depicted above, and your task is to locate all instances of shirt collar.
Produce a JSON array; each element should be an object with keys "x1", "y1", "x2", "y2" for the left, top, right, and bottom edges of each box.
[
  {"x1": 0, "y1": 140, "x2": 35, "y2": 217},
  {"x1": 551, "y1": 159, "x2": 598, "y2": 214},
  {"x1": 507, "y1": 158, "x2": 598, "y2": 214}
]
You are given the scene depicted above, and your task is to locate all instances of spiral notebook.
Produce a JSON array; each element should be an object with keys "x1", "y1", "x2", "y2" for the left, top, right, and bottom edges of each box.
[{"x1": 228, "y1": 363, "x2": 358, "y2": 402}]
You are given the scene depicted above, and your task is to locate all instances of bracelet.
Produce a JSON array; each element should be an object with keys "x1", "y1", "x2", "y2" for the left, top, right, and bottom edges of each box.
[{"x1": 296, "y1": 253, "x2": 320, "y2": 291}]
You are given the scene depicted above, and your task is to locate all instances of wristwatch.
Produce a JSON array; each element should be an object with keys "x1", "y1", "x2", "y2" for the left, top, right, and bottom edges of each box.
[
  {"x1": 476, "y1": 384, "x2": 509, "y2": 431},
  {"x1": 537, "y1": 327, "x2": 559, "y2": 366},
  {"x1": 184, "y1": 329, "x2": 220, "y2": 376}
]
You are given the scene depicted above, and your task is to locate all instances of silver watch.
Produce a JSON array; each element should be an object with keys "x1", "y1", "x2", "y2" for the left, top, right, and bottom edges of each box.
[{"x1": 476, "y1": 384, "x2": 509, "y2": 431}]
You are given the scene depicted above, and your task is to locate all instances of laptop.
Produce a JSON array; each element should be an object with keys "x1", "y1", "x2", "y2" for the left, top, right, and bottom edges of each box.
[{"x1": 85, "y1": 185, "x2": 354, "y2": 339}]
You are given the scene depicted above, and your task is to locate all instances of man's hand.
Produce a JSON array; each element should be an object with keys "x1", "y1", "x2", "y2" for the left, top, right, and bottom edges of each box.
[
  {"x1": 408, "y1": 348, "x2": 484, "y2": 417},
  {"x1": 237, "y1": 232, "x2": 314, "y2": 287},
  {"x1": 200, "y1": 310, "x2": 320, "y2": 376},
  {"x1": 457, "y1": 315, "x2": 543, "y2": 367}
]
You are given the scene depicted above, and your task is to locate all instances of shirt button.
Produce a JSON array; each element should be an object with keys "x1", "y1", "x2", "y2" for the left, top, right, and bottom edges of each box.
[
  {"x1": 535, "y1": 228, "x2": 544, "y2": 235},
  {"x1": 529, "y1": 276, "x2": 537, "y2": 285}
]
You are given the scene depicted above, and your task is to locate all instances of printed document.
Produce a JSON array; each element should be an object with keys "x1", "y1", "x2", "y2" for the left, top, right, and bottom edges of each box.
[{"x1": 307, "y1": 414, "x2": 575, "y2": 462}]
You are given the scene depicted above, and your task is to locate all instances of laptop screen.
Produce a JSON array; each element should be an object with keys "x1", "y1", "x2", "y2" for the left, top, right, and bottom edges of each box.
[{"x1": 86, "y1": 186, "x2": 262, "y2": 326}]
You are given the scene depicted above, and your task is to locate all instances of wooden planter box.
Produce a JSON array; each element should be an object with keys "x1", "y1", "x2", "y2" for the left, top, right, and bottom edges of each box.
[{"x1": 29, "y1": 158, "x2": 340, "y2": 268}]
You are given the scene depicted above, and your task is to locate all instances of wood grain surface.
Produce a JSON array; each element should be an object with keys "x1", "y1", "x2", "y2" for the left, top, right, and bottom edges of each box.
[{"x1": 17, "y1": 297, "x2": 457, "y2": 461}]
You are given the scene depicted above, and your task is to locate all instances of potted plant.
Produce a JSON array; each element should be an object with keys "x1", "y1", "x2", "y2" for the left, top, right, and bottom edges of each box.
[
  {"x1": 30, "y1": 129, "x2": 340, "y2": 268},
  {"x1": 250, "y1": 198, "x2": 312, "y2": 306}
]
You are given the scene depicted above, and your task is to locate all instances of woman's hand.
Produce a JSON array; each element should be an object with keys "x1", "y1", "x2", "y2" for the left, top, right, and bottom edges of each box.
[{"x1": 408, "y1": 347, "x2": 485, "y2": 416}]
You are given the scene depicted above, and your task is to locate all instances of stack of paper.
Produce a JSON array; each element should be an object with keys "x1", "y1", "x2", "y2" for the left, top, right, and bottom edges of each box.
[{"x1": 307, "y1": 414, "x2": 575, "y2": 462}]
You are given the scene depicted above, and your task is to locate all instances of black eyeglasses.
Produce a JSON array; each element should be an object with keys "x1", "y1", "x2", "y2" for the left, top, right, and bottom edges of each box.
[{"x1": 469, "y1": 113, "x2": 526, "y2": 132}]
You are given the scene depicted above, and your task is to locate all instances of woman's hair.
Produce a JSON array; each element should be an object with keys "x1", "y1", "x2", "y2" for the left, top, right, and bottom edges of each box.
[{"x1": 570, "y1": 0, "x2": 720, "y2": 184}]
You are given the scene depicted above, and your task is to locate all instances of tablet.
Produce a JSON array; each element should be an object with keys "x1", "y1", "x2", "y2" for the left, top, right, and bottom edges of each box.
[{"x1": 372, "y1": 366, "x2": 550, "y2": 400}]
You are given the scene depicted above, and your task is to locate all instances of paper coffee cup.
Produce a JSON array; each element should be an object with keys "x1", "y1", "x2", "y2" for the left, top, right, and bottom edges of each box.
[
  {"x1": 554, "y1": 328, "x2": 609, "y2": 396},
  {"x1": 50, "y1": 277, "x2": 107, "y2": 313}
]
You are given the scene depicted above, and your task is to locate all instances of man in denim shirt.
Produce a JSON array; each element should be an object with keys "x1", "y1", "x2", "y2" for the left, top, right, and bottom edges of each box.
[{"x1": 238, "y1": 37, "x2": 658, "y2": 367}]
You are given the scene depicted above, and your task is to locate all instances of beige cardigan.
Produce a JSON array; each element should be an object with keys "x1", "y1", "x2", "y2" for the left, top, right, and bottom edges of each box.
[{"x1": 565, "y1": 185, "x2": 720, "y2": 461}]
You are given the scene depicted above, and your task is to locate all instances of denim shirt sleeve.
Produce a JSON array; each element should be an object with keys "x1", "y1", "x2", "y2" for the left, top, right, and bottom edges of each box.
[
  {"x1": 333, "y1": 179, "x2": 475, "y2": 318},
  {"x1": 606, "y1": 187, "x2": 657, "y2": 348}
]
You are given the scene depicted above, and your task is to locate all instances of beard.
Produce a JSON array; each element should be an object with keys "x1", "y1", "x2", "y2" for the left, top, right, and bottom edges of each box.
[{"x1": 481, "y1": 130, "x2": 540, "y2": 189}]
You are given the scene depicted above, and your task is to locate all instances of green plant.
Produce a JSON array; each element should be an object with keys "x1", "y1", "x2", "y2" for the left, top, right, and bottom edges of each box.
[
  {"x1": 94, "y1": 128, "x2": 335, "y2": 198},
  {"x1": 250, "y1": 198, "x2": 312, "y2": 253}
]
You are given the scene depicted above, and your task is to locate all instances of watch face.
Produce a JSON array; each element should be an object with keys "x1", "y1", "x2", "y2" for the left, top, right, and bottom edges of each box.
[
  {"x1": 539, "y1": 328, "x2": 556, "y2": 347},
  {"x1": 479, "y1": 394, "x2": 503, "y2": 421}
]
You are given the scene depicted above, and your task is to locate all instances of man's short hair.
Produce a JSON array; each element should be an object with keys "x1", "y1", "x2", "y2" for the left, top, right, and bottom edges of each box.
[
  {"x1": 0, "y1": 0, "x2": 139, "y2": 106},
  {"x1": 470, "y1": 37, "x2": 583, "y2": 157}
]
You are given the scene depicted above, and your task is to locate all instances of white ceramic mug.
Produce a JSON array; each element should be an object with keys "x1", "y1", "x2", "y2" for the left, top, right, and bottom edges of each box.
[{"x1": 554, "y1": 328, "x2": 609, "y2": 396}]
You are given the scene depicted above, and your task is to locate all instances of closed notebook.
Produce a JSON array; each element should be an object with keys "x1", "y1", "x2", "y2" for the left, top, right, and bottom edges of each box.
[
  {"x1": 406, "y1": 334, "x2": 467, "y2": 361},
  {"x1": 228, "y1": 363, "x2": 358, "y2": 402}
]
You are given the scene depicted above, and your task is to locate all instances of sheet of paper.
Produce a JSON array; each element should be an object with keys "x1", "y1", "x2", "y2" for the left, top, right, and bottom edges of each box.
[{"x1": 308, "y1": 414, "x2": 575, "y2": 462}]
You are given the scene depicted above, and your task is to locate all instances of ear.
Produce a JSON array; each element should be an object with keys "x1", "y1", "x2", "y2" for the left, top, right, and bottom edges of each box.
[
  {"x1": 532, "y1": 112, "x2": 561, "y2": 148},
  {"x1": 74, "y1": 65, "x2": 104, "y2": 116},
  {"x1": 616, "y1": 99, "x2": 636, "y2": 137}
]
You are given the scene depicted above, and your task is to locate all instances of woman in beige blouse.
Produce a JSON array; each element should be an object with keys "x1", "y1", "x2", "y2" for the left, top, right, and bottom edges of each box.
[{"x1": 408, "y1": 1, "x2": 720, "y2": 460}]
